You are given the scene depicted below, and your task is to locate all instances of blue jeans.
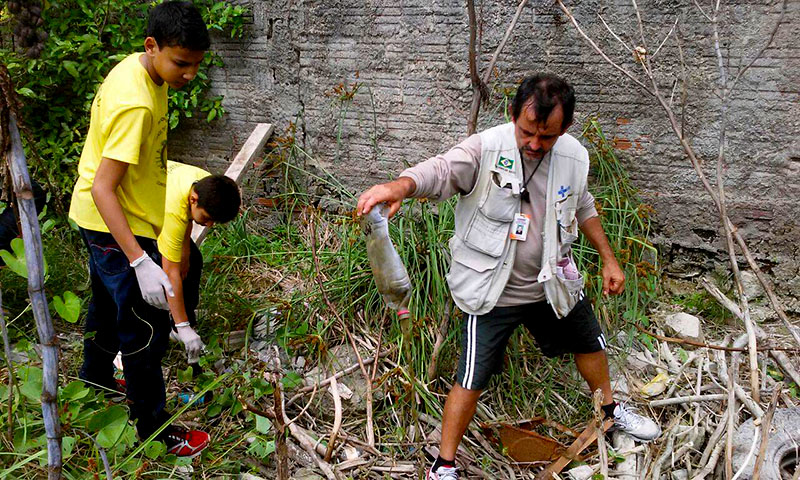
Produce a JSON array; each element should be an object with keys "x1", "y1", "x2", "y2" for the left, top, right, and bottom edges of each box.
[{"x1": 78, "y1": 228, "x2": 202, "y2": 439}]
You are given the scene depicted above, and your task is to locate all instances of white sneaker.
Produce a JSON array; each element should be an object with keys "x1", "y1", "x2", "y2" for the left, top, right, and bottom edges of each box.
[
  {"x1": 427, "y1": 465, "x2": 458, "y2": 480},
  {"x1": 612, "y1": 403, "x2": 661, "y2": 442}
]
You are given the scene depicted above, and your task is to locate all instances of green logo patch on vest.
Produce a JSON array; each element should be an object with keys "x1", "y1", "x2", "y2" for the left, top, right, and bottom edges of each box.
[{"x1": 496, "y1": 155, "x2": 514, "y2": 172}]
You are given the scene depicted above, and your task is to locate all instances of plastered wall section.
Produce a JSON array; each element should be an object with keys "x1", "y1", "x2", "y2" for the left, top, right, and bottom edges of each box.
[{"x1": 169, "y1": 0, "x2": 800, "y2": 306}]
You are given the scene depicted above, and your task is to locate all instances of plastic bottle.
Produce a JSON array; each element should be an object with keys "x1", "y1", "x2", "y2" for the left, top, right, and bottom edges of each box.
[{"x1": 360, "y1": 203, "x2": 412, "y2": 319}]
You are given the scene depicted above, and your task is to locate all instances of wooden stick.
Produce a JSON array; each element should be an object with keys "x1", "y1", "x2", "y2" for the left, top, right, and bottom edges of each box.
[
  {"x1": 0, "y1": 288, "x2": 16, "y2": 441},
  {"x1": 191, "y1": 123, "x2": 273, "y2": 245},
  {"x1": 725, "y1": 352, "x2": 740, "y2": 479},
  {"x1": 635, "y1": 325, "x2": 799, "y2": 353},
  {"x1": 593, "y1": 390, "x2": 608, "y2": 479},
  {"x1": 536, "y1": 418, "x2": 614, "y2": 479},
  {"x1": 466, "y1": 0, "x2": 481, "y2": 135},
  {"x1": 286, "y1": 350, "x2": 391, "y2": 406},
  {"x1": 649, "y1": 394, "x2": 727, "y2": 408},
  {"x1": 324, "y1": 376, "x2": 342, "y2": 462},
  {"x1": 309, "y1": 212, "x2": 373, "y2": 447},
  {"x1": 427, "y1": 302, "x2": 451, "y2": 382},
  {"x1": 752, "y1": 382, "x2": 783, "y2": 480},
  {"x1": 702, "y1": 280, "x2": 800, "y2": 386},
  {"x1": 467, "y1": 0, "x2": 530, "y2": 133},
  {"x1": 6, "y1": 113, "x2": 62, "y2": 479}
]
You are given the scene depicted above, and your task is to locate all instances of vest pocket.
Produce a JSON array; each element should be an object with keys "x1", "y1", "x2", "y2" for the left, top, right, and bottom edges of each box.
[
  {"x1": 558, "y1": 206, "x2": 578, "y2": 256},
  {"x1": 447, "y1": 238, "x2": 500, "y2": 312},
  {"x1": 480, "y1": 178, "x2": 518, "y2": 221},
  {"x1": 546, "y1": 257, "x2": 585, "y2": 318},
  {"x1": 462, "y1": 181, "x2": 517, "y2": 257},
  {"x1": 463, "y1": 213, "x2": 509, "y2": 257}
]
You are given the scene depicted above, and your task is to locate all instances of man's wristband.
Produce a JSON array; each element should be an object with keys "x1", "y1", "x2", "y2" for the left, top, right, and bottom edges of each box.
[
  {"x1": 129, "y1": 252, "x2": 149, "y2": 268},
  {"x1": 174, "y1": 322, "x2": 191, "y2": 328}
]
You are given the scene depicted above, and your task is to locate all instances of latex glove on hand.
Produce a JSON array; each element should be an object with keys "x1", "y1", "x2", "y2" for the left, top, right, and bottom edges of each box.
[
  {"x1": 175, "y1": 324, "x2": 205, "y2": 363},
  {"x1": 131, "y1": 253, "x2": 174, "y2": 310}
]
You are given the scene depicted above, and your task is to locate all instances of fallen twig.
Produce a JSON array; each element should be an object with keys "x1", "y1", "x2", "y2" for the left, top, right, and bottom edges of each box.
[
  {"x1": 649, "y1": 394, "x2": 727, "y2": 408},
  {"x1": 725, "y1": 350, "x2": 740, "y2": 478},
  {"x1": 752, "y1": 382, "x2": 783, "y2": 480},
  {"x1": 287, "y1": 349, "x2": 392, "y2": 406},
  {"x1": 702, "y1": 279, "x2": 800, "y2": 386},
  {"x1": 635, "y1": 324, "x2": 799, "y2": 353},
  {"x1": 309, "y1": 212, "x2": 374, "y2": 447},
  {"x1": 592, "y1": 390, "x2": 608, "y2": 479},
  {"x1": 427, "y1": 302, "x2": 451, "y2": 382},
  {"x1": 0, "y1": 288, "x2": 15, "y2": 441},
  {"x1": 324, "y1": 376, "x2": 342, "y2": 462}
]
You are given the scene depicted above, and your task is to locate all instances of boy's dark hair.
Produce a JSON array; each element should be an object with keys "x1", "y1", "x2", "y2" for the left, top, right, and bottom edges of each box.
[
  {"x1": 146, "y1": 1, "x2": 210, "y2": 51},
  {"x1": 194, "y1": 175, "x2": 241, "y2": 223},
  {"x1": 511, "y1": 74, "x2": 575, "y2": 130}
]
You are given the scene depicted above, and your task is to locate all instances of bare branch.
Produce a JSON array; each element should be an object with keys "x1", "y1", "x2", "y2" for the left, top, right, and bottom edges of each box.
[
  {"x1": 597, "y1": 14, "x2": 632, "y2": 53},
  {"x1": 630, "y1": 0, "x2": 647, "y2": 48},
  {"x1": 556, "y1": 1, "x2": 653, "y2": 95},
  {"x1": 728, "y1": 0, "x2": 787, "y2": 95},
  {"x1": 482, "y1": 0, "x2": 529, "y2": 84},
  {"x1": 651, "y1": 16, "x2": 678, "y2": 59},
  {"x1": 692, "y1": 0, "x2": 712, "y2": 22}
]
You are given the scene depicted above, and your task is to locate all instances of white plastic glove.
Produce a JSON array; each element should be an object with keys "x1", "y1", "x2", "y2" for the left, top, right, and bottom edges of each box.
[
  {"x1": 130, "y1": 253, "x2": 174, "y2": 310},
  {"x1": 175, "y1": 325, "x2": 205, "y2": 363}
]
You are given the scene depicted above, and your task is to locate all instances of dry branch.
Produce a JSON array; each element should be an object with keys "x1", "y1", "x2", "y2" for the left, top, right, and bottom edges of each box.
[
  {"x1": 467, "y1": 0, "x2": 530, "y2": 133},
  {"x1": 555, "y1": 0, "x2": 800, "y2": 351},
  {"x1": 0, "y1": 288, "x2": 15, "y2": 441},
  {"x1": 752, "y1": 383, "x2": 783, "y2": 480},
  {"x1": 5, "y1": 113, "x2": 61, "y2": 479}
]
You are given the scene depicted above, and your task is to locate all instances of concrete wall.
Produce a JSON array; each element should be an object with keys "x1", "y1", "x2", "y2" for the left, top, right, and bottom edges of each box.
[{"x1": 170, "y1": 0, "x2": 800, "y2": 305}]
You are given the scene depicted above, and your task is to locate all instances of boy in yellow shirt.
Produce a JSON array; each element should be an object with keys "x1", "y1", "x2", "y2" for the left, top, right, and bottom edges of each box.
[
  {"x1": 158, "y1": 160, "x2": 240, "y2": 359},
  {"x1": 68, "y1": 2, "x2": 211, "y2": 457}
]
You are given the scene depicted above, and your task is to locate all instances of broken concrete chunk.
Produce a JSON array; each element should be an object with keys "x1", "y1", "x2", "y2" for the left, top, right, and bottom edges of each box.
[{"x1": 664, "y1": 312, "x2": 704, "y2": 342}]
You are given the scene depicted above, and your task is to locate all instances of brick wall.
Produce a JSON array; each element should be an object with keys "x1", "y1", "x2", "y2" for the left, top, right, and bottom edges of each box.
[{"x1": 170, "y1": 0, "x2": 800, "y2": 304}]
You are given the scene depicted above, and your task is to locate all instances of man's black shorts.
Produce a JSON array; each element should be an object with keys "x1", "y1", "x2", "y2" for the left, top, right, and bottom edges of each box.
[{"x1": 455, "y1": 297, "x2": 607, "y2": 391}]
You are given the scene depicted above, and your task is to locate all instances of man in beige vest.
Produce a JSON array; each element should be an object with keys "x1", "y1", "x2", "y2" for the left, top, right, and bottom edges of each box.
[{"x1": 357, "y1": 74, "x2": 660, "y2": 479}]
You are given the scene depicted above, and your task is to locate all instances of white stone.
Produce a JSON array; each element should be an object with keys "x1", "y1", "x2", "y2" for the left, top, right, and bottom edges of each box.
[
  {"x1": 565, "y1": 465, "x2": 595, "y2": 480},
  {"x1": 671, "y1": 469, "x2": 689, "y2": 480},
  {"x1": 741, "y1": 270, "x2": 764, "y2": 299},
  {"x1": 664, "y1": 312, "x2": 704, "y2": 342}
]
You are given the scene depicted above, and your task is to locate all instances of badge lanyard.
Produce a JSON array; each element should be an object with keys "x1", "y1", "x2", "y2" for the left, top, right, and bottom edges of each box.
[{"x1": 520, "y1": 155, "x2": 544, "y2": 203}]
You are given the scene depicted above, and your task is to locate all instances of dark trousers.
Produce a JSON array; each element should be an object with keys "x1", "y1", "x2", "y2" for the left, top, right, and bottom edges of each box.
[{"x1": 78, "y1": 228, "x2": 202, "y2": 439}]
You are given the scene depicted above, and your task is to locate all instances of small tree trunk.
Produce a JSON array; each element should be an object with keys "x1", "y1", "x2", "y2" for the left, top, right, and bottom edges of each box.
[{"x1": 6, "y1": 113, "x2": 62, "y2": 479}]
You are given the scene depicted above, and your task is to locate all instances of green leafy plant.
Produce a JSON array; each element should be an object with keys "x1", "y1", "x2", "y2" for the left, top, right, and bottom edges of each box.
[
  {"x1": 0, "y1": 237, "x2": 30, "y2": 278},
  {"x1": 51, "y1": 290, "x2": 81, "y2": 323}
]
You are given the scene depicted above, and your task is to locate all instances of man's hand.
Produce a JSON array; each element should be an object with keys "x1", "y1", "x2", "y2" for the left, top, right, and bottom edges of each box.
[
  {"x1": 601, "y1": 259, "x2": 625, "y2": 296},
  {"x1": 356, "y1": 177, "x2": 416, "y2": 217},
  {"x1": 131, "y1": 254, "x2": 175, "y2": 309},
  {"x1": 175, "y1": 325, "x2": 205, "y2": 363}
]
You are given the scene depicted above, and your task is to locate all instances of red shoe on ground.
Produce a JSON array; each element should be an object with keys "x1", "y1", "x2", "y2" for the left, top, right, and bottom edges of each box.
[{"x1": 161, "y1": 426, "x2": 210, "y2": 458}]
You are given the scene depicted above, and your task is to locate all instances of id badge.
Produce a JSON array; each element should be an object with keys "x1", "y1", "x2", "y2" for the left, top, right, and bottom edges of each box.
[{"x1": 509, "y1": 213, "x2": 530, "y2": 241}]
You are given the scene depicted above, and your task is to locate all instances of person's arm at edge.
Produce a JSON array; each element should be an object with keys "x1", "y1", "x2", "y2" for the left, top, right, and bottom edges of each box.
[{"x1": 91, "y1": 157, "x2": 146, "y2": 262}]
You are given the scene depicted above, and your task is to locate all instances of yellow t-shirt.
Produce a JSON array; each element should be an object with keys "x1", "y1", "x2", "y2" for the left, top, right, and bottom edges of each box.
[
  {"x1": 69, "y1": 53, "x2": 169, "y2": 239},
  {"x1": 157, "y1": 161, "x2": 210, "y2": 263}
]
